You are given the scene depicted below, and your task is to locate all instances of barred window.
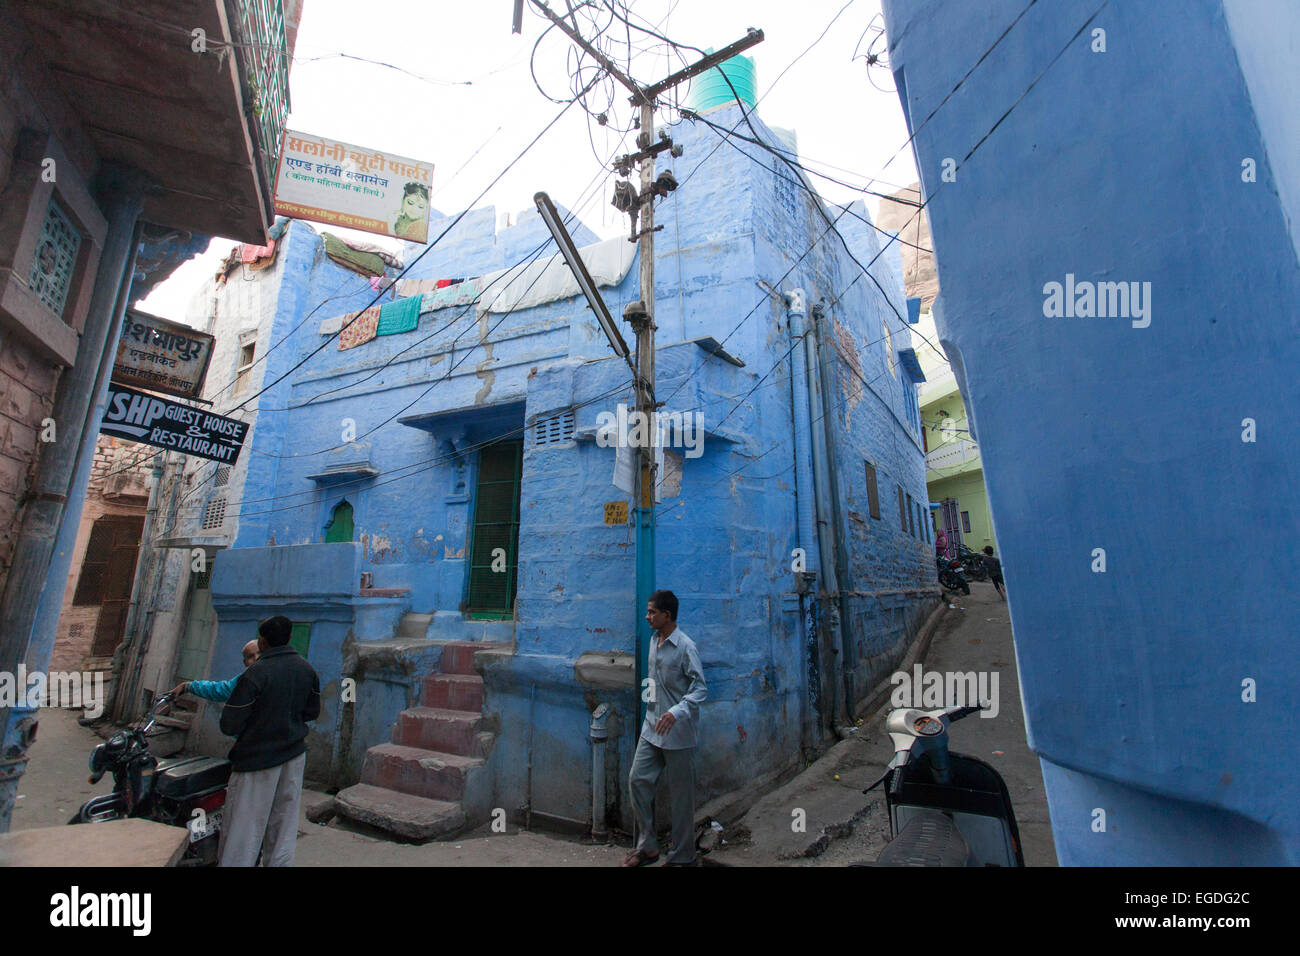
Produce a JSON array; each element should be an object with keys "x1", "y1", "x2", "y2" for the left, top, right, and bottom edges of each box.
[{"x1": 28, "y1": 199, "x2": 82, "y2": 319}]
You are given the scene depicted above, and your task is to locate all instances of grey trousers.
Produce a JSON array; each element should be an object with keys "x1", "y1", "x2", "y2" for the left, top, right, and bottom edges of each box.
[
  {"x1": 629, "y1": 736, "x2": 697, "y2": 864},
  {"x1": 219, "y1": 752, "x2": 306, "y2": 867}
]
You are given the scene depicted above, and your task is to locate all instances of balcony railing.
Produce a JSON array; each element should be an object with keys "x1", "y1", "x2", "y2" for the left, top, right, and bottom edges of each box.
[
  {"x1": 926, "y1": 436, "x2": 980, "y2": 472},
  {"x1": 229, "y1": 0, "x2": 291, "y2": 199}
]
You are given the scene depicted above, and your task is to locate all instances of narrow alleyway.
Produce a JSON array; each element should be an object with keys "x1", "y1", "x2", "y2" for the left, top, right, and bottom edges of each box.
[{"x1": 708, "y1": 580, "x2": 1057, "y2": 866}]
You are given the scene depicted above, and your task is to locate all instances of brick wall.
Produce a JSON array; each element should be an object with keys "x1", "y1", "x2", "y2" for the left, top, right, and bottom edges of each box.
[{"x1": 0, "y1": 328, "x2": 61, "y2": 590}]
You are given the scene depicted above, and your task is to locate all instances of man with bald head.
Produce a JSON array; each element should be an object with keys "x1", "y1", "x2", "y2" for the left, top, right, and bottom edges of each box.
[{"x1": 170, "y1": 639, "x2": 260, "y2": 703}]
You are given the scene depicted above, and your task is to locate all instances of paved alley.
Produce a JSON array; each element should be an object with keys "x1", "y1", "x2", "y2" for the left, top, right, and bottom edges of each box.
[{"x1": 707, "y1": 581, "x2": 1057, "y2": 867}]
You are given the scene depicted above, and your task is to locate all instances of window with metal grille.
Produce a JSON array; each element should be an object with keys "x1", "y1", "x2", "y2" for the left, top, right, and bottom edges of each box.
[
  {"x1": 864, "y1": 461, "x2": 881, "y2": 520},
  {"x1": 28, "y1": 199, "x2": 81, "y2": 318},
  {"x1": 214, "y1": 465, "x2": 231, "y2": 488},
  {"x1": 193, "y1": 569, "x2": 213, "y2": 589},
  {"x1": 533, "y1": 409, "x2": 575, "y2": 447},
  {"x1": 962, "y1": 511, "x2": 971, "y2": 534},
  {"x1": 897, "y1": 485, "x2": 907, "y2": 531},
  {"x1": 773, "y1": 160, "x2": 799, "y2": 219},
  {"x1": 202, "y1": 496, "x2": 227, "y2": 530},
  {"x1": 906, "y1": 494, "x2": 915, "y2": 536}
]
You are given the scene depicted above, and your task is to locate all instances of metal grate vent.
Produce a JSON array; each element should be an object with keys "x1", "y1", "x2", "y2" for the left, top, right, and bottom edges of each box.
[
  {"x1": 201, "y1": 496, "x2": 227, "y2": 530},
  {"x1": 533, "y1": 409, "x2": 575, "y2": 447},
  {"x1": 28, "y1": 199, "x2": 81, "y2": 318},
  {"x1": 214, "y1": 465, "x2": 232, "y2": 488}
]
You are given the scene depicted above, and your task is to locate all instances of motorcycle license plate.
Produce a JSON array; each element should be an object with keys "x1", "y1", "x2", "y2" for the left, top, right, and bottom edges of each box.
[{"x1": 188, "y1": 809, "x2": 222, "y2": 843}]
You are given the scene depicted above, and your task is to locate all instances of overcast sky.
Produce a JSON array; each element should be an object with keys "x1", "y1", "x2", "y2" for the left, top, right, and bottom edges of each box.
[{"x1": 139, "y1": 0, "x2": 917, "y2": 323}]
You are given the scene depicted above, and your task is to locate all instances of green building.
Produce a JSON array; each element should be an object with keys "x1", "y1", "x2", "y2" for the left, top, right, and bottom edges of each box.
[{"x1": 912, "y1": 311, "x2": 997, "y2": 555}]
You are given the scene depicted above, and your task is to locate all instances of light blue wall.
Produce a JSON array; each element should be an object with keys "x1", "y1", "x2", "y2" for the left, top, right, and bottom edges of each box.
[
  {"x1": 882, "y1": 0, "x2": 1300, "y2": 864},
  {"x1": 205, "y1": 104, "x2": 935, "y2": 822}
]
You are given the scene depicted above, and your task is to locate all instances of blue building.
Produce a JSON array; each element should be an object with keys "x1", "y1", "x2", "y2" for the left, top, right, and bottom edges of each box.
[
  {"x1": 197, "y1": 101, "x2": 937, "y2": 838},
  {"x1": 881, "y1": 0, "x2": 1300, "y2": 863}
]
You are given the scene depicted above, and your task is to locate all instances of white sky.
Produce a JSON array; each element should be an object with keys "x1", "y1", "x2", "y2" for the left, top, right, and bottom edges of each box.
[{"x1": 139, "y1": 0, "x2": 917, "y2": 324}]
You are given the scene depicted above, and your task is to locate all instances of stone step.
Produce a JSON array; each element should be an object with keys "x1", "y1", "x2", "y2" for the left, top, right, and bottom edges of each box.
[
  {"x1": 396, "y1": 612, "x2": 434, "y2": 640},
  {"x1": 392, "y1": 707, "x2": 484, "y2": 756},
  {"x1": 333, "y1": 783, "x2": 466, "y2": 842},
  {"x1": 421, "y1": 674, "x2": 483, "y2": 712},
  {"x1": 360, "y1": 743, "x2": 485, "y2": 802},
  {"x1": 439, "y1": 640, "x2": 512, "y2": 676}
]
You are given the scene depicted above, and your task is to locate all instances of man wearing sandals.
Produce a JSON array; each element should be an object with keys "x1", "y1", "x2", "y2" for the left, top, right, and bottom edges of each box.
[{"x1": 622, "y1": 590, "x2": 708, "y2": 867}]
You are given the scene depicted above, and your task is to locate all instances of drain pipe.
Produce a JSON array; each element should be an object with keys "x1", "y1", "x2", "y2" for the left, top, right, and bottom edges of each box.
[
  {"x1": 589, "y1": 703, "x2": 609, "y2": 842},
  {"x1": 785, "y1": 290, "x2": 823, "y2": 752},
  {"x1": 801, "y1": 299, "x2": 851, "y2": 737}
]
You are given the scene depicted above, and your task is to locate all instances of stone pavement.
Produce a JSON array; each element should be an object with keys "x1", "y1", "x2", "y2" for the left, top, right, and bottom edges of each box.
[{"x1": 706, "y1": 580, "x2": 1057, "y2": 867}]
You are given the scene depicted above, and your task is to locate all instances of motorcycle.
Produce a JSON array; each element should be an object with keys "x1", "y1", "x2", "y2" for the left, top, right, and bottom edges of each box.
[
  {"x1": 857, "y1": 704, "x2": 1024, "y2": 866},
  {"x1": 937, "y1": 557, "x2": 971, "y2": 595},
  {"x1": 956, "y1": 545, "x2": 989, "y2": 583},
  {"x1": 70, "y1": 693, "x2": 232, "y2": 866}
]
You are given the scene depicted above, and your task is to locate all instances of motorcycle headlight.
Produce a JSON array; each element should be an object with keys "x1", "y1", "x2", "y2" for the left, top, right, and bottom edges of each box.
[{"x1": 88, "y1": 744, "x2": 104, "y2": 773}]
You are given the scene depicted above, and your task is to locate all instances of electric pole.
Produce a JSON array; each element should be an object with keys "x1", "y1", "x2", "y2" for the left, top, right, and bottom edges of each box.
[{"x1": 525, "y1": 2, "x2": 763, "y2": 726}]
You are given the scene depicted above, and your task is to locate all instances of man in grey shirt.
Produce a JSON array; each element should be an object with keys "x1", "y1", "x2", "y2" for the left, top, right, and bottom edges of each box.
[{"x1": 622, "y1": 589, "x2": 707, "y2": 867}]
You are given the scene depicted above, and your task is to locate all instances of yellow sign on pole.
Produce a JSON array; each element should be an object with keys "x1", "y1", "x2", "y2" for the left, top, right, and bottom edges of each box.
[{"x1": 604, "y1": 501, "x2": 628, "y2": 525}]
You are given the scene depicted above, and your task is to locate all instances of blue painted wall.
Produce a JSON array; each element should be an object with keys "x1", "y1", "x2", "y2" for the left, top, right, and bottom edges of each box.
[
  {"x1": 206, "y1": 103, "x2": 935, "y2": 825},
  {"x1": 881, "y1": 0, "x2": 1300, "y2": 863}
]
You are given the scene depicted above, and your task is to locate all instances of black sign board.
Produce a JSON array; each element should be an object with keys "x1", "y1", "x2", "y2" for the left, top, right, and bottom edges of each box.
[{"x1": 101, "y1": 383, "x2": 248, "y2": 464}]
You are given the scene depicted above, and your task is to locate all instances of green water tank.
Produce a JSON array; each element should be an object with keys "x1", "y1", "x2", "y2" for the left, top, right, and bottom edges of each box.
[{"x1": 684, "y1": 51, "x2": 757, "y2": 113}]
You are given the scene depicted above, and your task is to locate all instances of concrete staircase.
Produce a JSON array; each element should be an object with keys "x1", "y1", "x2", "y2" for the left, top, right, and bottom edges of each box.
[{"x1": 334, "y1": 638, "x2": 509, "y2": 842}]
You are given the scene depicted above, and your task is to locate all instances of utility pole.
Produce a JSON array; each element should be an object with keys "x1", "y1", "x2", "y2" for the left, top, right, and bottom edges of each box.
[{"x1": 526, "y1": 2, "x2": 763, "y2": 726}]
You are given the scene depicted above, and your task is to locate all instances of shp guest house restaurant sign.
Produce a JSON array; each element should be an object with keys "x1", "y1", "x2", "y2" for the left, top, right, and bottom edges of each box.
[
  {"x1": 113, "y1": 309, "x2": 215, "y2": 400},
  {"x1": 272, "y1": 130, "x2": 434, "y2": 243},
  {"x1": 101, "y1": 383, "x2": 248, "y2": 464}
]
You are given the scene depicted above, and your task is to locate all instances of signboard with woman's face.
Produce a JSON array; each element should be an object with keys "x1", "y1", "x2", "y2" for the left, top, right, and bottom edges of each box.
[{"x1": 272, "y1": 130, "x2": 434, "y2": 243}]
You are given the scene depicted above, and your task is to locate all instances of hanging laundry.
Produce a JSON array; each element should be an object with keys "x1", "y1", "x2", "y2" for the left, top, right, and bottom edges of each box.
[
  {"x1": 338, "y1": 305, "x2": 381, "y2": 350},
  {"x1": 376, "y1": 295, "x2": 421, "y2": 336},
  {"x1": 245, "y1": 238, "x2": 278, "y2": 270},
  {"x1": 322, "y1": 232, "x2": 388, "y2": 278},
  {"x1": 397, "y1": 276, "x2": 472, "y2": 297}
]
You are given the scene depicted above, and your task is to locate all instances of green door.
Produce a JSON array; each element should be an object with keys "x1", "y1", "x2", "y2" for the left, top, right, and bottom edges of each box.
[{"x1": 465, "y1": 439, "x2": 522, "y2": 620}]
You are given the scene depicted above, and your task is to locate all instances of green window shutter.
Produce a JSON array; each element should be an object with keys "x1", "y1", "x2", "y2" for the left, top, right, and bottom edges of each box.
[
  {"x1": 290, "y1": 623, "x2": 311, "y2": 658},
  {"x1": 324, "y1": 501, "x2": 354, "y2": 543}
]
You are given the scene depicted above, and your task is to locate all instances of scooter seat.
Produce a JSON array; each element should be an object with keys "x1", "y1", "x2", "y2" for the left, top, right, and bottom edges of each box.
[
  {"x1": 154, "y1": 755, "x2": 232, "y2": 799},
  {"x1": 875, "y1": 810, "x2": 970, "y2": 866}
]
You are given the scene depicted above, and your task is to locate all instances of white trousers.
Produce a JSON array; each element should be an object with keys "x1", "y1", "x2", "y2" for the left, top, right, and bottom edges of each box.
[{"x1": 218, "y1": 752, "x2": 306, "y2": 867}]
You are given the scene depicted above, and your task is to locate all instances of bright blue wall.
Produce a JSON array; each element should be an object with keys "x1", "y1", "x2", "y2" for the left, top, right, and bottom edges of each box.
[{"x1": 882, "y1": 0, "x2": 1300, "y2": 863}]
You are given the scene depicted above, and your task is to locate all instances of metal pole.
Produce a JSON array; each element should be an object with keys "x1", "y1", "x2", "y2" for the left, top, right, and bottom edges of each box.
[{"x1": 633, "y1": 100, "x2": 657, "y2": 731}]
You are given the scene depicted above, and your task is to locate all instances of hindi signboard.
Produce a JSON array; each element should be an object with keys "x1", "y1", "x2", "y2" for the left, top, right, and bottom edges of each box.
[
  {"x1": 113, "y1": 309, "x2": 215, "y2": 400},
  {"x1": 101, "y1": 383, "x2": 248, "y2": 464},
  {"x1": 273, "y1": 131, "x2": 434, "y2": 243}
]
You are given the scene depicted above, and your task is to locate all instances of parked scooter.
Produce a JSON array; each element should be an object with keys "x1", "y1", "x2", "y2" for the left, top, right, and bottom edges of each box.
[
  {"x1": 856, "y1": 704, "x2": 1024, "y2": 866},
  {"x1": 938, "y1": 557, "x2": 971, "y2": 596},
  {"x1": 956, "y1": 545, "x2": 989, "y2": 583},
  {"x1": 69, "y1": 693, "x2": 232, "y2": 866}
]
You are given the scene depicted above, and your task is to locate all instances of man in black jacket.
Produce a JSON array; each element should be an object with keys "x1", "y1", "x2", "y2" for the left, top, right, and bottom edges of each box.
[{"x1": 217, "y1": 615, "x2": 320, "y2": 866}]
